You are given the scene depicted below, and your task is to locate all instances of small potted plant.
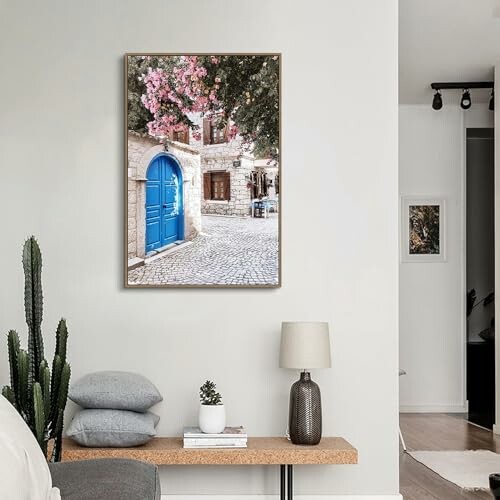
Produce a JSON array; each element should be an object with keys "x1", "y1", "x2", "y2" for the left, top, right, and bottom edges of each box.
[{"x1": 198, "y1": 380, "x2": 226, "y2": 433}]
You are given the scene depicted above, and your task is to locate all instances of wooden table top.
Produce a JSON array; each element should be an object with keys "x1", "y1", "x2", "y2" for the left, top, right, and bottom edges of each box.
[{"x1": 62, "y1": 437, "x2": 358, "y2": 465}]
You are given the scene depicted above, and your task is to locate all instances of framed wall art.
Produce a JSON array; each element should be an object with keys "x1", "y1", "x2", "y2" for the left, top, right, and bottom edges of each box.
[
  {"x1": 125, "y1": 54, "x2": 281, "y2": 288},
  {"x1": 401, "y1": 196, "x2": 446, "y2": 263}
]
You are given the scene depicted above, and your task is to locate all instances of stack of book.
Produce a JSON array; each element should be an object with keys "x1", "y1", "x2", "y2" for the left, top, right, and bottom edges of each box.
[{"x1": 183, "y1": 426, "x2": 248, "y2": 448}]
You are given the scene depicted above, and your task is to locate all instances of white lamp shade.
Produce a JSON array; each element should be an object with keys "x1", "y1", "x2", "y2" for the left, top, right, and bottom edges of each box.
[{"x1": 279, "y1": 321, "x2": 331, "y2": 369}]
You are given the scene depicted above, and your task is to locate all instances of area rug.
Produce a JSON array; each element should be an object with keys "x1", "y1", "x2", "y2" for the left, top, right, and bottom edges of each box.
[{"x1": 409, "y1": 450, "x2": 500, "y2": 490}]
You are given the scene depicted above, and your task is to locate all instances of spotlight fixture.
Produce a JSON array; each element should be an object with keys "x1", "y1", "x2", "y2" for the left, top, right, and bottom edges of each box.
[
  {"x1": 432, "y1": 91, "x2": 443, "y2": 111},
  {"x1": 430, "y1": 81, "x2": 494, "y2": 110},
  {"x1": 489, "y1": 90, "x2": 495, "y2": 111},
  {"x1": 460, "y1": 89, "x2": 472, "y2": 110}
]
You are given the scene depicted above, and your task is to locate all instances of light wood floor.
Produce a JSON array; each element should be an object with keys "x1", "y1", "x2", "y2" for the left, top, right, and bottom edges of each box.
[{"x1": 400, "y1": 413, "x2": 500, "y2": 499}]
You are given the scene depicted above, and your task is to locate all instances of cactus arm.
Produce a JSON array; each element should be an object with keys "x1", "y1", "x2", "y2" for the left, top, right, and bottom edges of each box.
[
  {"x1": 16, "y1": 349, "x2": 29, "y2": 420},
  {"x1": 2, "y1": 386, "x2": 16, "y2": 406},
  {"x1": 56, "y1": 363, "x2": 70, "y2": 413},
  {"x1": 23, "y1": 237, "x2": 44, "y2": 384},
  {"x1": 7, "y1": 330, "x2": 20, "y2": 408},
  {"x1": 54, "y1": 319, "x2": 68, "y2": 365},
  {"x1": 50, "y1": 354, "x2": 62, "y2": 423},
  {"x1": 38, "y1": 358, "x2": 48, "y2": 383},
  {"x1": 40, "y1": 362, "x2": 51, "y2": 423},
  {"x1": 33, "y1": 383, "x2": 46, "y2": 452},
  {"x1": 49, "y1": 363, "x2": 70, "y2": 461},
  {"x1": 51, "y1": 409, "x2": 64, "y2": 463}
]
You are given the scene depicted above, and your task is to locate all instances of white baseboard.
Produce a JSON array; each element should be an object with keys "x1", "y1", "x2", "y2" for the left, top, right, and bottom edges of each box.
[
  {"x1": 162, "y1": 495, "x2": 403, "y2": 499},
  {"x1": 399, "y1": 404, "x2": 467, "y2": 413}
]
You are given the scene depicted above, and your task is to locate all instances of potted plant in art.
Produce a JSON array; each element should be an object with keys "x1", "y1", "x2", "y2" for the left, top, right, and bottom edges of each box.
[{"x1": 198, "y1": 380, "x2": 225, "y2": 433}]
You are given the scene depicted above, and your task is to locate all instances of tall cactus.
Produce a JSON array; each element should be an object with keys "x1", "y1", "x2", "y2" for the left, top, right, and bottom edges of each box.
[
  {"x1": 23, "y1": 237, "x2": 44, "y2": 386},
  {"x1": 2, "y1": 237, "x2": 71, "y2": 462}
]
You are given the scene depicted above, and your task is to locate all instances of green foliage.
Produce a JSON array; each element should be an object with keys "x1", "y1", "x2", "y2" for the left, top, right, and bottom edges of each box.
[
  {"x1": 2, "y1": 237, "x2": 71, "y2": 462},
  {"x1": 199, "y1": 380, "x2": 223, "y2": 406},
  {"x1": 203, "y1": 55, "x2": 280, "y2": 161}
]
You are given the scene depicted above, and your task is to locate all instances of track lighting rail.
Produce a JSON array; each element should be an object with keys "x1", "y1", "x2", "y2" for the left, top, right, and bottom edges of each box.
[{"x1": 431, "y1": 82, "x2": 494, "y2": 90}]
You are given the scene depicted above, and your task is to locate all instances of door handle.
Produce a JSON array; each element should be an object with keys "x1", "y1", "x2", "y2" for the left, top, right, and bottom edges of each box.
[{"x1": 162, "y1": 204, "x2": 167, "y2": 208}]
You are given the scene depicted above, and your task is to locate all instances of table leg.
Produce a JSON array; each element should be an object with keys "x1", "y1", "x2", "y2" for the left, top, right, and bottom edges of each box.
[
  {"x1": 280, "y1": 465, "x2": 286, "y2": 500},
  {"x1": 287, "y1": 465, "x2": 293, "y2": 499}
]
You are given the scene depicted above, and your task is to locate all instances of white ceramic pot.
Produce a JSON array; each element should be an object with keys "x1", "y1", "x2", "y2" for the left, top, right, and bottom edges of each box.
[{"x1": 198, "y1": 404, "x2": 226, "y2": 433}]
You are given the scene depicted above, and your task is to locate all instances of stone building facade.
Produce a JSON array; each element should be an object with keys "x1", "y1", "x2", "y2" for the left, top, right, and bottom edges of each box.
[
  {"x1": 188, "y1": 114, "x2": 278, "y2": 217},
  {"x1": 127, "y1": 114, "x2": 278, "y2": 265},
  {"x1": 201, "y1": 145, "x2": 255, "y2": 217},
  {"x1": 127, "y1": 132, "x2": 202, "y2": 263}
]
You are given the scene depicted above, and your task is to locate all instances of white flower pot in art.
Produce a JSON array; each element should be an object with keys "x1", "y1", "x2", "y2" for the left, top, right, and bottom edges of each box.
[{"x1": 199, "y1": 404, "x2": 226, "y2": 433}]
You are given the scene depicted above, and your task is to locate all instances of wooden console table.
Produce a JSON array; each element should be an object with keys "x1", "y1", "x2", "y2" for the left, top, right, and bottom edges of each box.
[{"x1": 62, "y1": 437, "x2": 358, "y2": 499}]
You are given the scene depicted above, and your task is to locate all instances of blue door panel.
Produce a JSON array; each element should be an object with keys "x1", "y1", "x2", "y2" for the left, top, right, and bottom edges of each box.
[
  {"x1": 162, "y1": 218, "x2": 178, "y2": 245},
  {"x1": 145, "y1": 154, "x2": 184, "y2": 253},
  {"x1": 146, "y1": 221, "x2": 161, "y2": 247}
]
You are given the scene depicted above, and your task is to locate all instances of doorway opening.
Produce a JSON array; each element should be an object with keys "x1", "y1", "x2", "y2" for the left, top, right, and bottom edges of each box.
[{"x1": 466, "y1": 127, "x2": 495, "y2": 429}]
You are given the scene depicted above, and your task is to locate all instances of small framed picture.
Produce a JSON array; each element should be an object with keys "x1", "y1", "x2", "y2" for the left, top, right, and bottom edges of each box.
[{"x1": 401, "y1": 196, "x2": 446, "y2": 263}]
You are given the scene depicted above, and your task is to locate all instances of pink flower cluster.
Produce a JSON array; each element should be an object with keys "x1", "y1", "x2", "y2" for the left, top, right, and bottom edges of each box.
[
  {"x1": 141, "y1": 56, "x2": 219, "y2": 138},
  {"x1": 227, "y1": 124, "x2": 239, "y2": 140}
]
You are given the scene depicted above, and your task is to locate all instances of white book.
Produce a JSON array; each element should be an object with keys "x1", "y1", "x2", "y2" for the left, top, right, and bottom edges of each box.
[
  {"x1": 183, "y1": 442, "x2": 247, "y2": 449},
  {"x1": 183, "y1": 426, "x2": 247, "y2": 439},
  {"x1": 184, "y1": 438, "x2": 247, "y2": 447}
]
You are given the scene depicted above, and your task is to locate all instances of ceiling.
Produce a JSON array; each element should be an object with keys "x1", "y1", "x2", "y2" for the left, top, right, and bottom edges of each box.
[{"x1": 399, "y1": 0, "x2": 500, "y2": 104}]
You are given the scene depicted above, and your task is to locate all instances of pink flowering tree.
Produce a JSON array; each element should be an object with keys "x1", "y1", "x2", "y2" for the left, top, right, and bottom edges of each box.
[{"x1": 128, "y1": 55, "x2": 280, "y2": 161}]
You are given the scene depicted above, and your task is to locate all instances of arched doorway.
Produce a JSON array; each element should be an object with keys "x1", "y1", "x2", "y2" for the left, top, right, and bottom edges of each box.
[{"x1": 145, "y1": 153, "x2": 184, "y2": 253}]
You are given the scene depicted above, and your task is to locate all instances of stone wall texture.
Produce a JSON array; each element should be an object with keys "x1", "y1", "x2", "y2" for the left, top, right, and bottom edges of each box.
[
  {"x1": 127, "y1": 132, "x2": 202, "y2": 260},
  {"x1": 201, "y1": 145, "x2": 254, "y2": 217}
]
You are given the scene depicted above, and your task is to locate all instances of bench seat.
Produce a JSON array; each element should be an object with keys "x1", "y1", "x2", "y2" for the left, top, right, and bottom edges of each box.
[{"x1": 49, "y1": 458, "x2": 160, "y2": 500}]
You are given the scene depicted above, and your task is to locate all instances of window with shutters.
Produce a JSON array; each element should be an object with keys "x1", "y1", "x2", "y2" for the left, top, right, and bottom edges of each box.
[
  {"x1": 203, "y1": 117, "x2": 228, "y2": 145},
  {"x1": 203, "y1": 171, "x2": 230, "y2": 201},
  {"x1": 172, "y1": 129, "x2": 189, "y2": 144}
]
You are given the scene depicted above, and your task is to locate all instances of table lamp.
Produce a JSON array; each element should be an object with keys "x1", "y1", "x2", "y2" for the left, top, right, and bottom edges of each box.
[{"x1": 279, "y1": 321, "x2": 331, "y2": 445}]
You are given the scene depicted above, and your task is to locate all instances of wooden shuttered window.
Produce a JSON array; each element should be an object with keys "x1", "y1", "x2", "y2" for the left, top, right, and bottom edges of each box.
[
  {"x1": 203, "y1": 117, "x2": 229, "y2": 145},
  {"x1": 203, "y1": 171, "x2": 230, "y2": 201},
  {"x1": 203, "y1": 172, "x2": 212, "y2": 199},
  {"x1": 168, "y1": 129, "x2": 190, "y2": 144},
  {"x1": 173, "y1": 129, "x2": 189, "y2": 144},
  {"x1": 222, "y1": 171, "x2": 230, "y2": 200},
  {"x1": 203, "y1": 119, "x2": 211, "y2": 145}
]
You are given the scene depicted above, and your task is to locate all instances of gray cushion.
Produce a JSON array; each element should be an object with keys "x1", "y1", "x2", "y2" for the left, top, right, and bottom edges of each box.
[
  {"x1": 66, "y1": 409, "x2": 156, "y2": 447},
  {"x1": 69, "y1": 371, "x2": 162, "y2": 412},
  {"x1": 49, "y1": 459, "x2": 160, "y2": 500},
  {"x1": 150, "y1": 412, "x2": 160, "y2": 427}
]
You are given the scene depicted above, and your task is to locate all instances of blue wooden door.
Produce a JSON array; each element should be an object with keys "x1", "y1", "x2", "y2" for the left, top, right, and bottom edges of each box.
[{"x1": 146, "y1": 155, "x2": 183, "y2": 253}]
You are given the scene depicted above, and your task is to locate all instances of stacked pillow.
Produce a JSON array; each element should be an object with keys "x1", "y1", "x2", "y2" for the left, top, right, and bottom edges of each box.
[{"x1": 67, "y1": 371, "x2": 162, "y2": 447}]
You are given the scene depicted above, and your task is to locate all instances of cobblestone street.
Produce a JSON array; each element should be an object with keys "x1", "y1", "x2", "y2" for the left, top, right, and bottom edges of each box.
[{"x1": 128, "y1": 215, "x2": 279, "y2": 286}]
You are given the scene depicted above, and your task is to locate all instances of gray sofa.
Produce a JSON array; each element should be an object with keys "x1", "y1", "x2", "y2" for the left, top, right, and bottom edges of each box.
[{"x1": 49, "y1": 459, "x2": 161, "y2": 500}]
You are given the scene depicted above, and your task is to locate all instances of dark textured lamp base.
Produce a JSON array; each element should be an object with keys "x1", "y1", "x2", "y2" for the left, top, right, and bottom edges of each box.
[
  {"x1": 288, "y1": 371, "x2": 322, "y2": 445},
  {"x1": 490, "y1": 473, "x2": 500, "y2": 499}
]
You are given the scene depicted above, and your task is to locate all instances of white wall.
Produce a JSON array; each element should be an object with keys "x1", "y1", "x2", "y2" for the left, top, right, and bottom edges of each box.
[
  {"x1": 399, "y1": 104, "x2": 493, "y2": 412},
  {"x1": 0, "y1": 0, "x2": 399, "y2": 496}
]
